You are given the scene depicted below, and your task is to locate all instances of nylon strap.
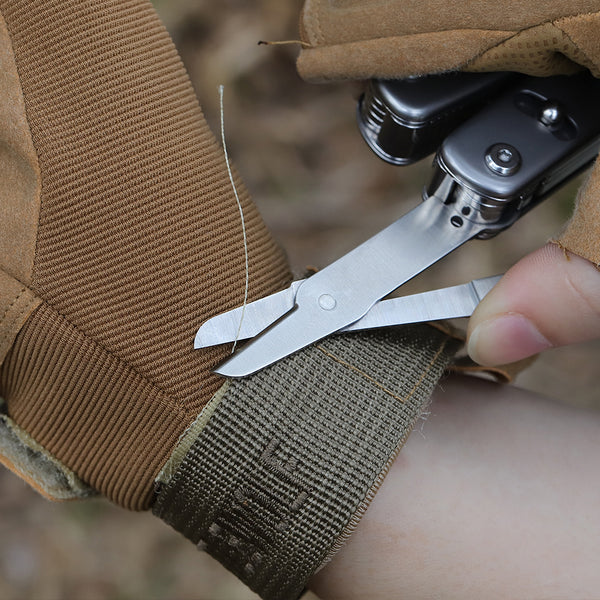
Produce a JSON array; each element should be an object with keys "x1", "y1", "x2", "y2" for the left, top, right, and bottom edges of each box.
[{"x1": 153, "y1": 325, "x2": 461, "y2": 600}]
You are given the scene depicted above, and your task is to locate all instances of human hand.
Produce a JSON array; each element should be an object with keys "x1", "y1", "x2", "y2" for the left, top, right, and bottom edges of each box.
[
  {"x1": 297, "y1": 2, "x2": 600, "y2": 83},
  {"x1": 298, "y1": 1, "x2": 600, "y2": 365},
  {"x1": 0, "y1": 0, "x2": 289, "y2": 510},
  {"x1": 467, "y1": 242, "x2": 600, "y2": 365}
]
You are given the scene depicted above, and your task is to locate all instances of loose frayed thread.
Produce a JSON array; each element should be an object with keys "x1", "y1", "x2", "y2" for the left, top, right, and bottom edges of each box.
[
  {"x1": 258, "y1": 39, "x2": 312, "y2": 48},
  {"x1": 219, "y1": 85, "x2": 249, "y2": 353}
]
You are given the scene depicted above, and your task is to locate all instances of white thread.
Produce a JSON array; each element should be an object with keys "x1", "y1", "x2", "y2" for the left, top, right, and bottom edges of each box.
[{"x1": 219, "y1": 84, "x2": 249, "y2": 353}]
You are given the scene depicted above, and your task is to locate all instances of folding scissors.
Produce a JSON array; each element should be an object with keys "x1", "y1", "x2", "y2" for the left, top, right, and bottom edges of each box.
[{"x1": 196, "y1": 72, "x2": 600, "y2": 377}]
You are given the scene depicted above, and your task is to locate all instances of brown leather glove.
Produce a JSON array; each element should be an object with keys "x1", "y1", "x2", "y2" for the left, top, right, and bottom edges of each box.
[{"x1": 298, "y1": 0, "x2": 600, "y2": 367}]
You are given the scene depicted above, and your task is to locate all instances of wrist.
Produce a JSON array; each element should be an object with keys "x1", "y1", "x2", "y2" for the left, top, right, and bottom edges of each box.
[{"x1": 311, "y1": 376, "x2": 600, "y2": 600}]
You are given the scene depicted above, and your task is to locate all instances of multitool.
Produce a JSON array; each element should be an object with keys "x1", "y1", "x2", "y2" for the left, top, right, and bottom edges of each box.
[{"x1": 196, "y1": 72, "x2": 600, "y2": 377}]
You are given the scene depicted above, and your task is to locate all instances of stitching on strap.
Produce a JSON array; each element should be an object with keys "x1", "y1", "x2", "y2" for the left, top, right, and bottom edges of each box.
[
  {"x1": 403, "y1": 337, "x2": 449, "y2": 403},
  {"x1": 153, "y1": 327, "x2": 460, "y2": 599},
  {"x1": 316, "y1": 336, "x2": 449, "y2": 405},
  {"x1": 315, "y1": 343, "x2": 407, "y2": 403}
]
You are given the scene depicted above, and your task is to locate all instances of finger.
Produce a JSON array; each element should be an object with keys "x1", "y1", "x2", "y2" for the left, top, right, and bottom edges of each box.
[{"x1": 467, "y1": 242, "x2": 600, "y2": 366}]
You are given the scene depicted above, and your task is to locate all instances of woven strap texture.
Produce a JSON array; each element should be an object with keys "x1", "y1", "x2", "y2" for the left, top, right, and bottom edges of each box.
[{"x1": 154, "y1": 325, "x2": 460, "y2": 600}]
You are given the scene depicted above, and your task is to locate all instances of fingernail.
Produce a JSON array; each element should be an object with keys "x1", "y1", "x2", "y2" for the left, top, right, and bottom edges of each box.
[{"x1": 468, "y1": 314, "x2": 552, "y2": 366}]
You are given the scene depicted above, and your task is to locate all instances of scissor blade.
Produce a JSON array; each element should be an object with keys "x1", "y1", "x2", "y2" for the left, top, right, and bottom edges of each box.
[
  {"x1": 194, "y1": 280, "x2": 303, "y2": 348},
  {"x1": 198, "y1": 275, "x2": 500, "y2": 346},
  {"x1": 342, "y1": 275, "x2": 501, "y2": 332},
  {"x1": 215, "y1": 196, "x2": 479, "y2": 377}
]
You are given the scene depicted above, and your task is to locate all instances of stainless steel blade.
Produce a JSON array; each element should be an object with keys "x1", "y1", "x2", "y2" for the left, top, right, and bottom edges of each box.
[
  {"x1": 215, "y1": 196, "x2": 481, "y2": 377},
  {"x1": 197, "y1": 275, "x2": 500, "y2": 346},
  {"x1": 194, "y1": 280, "x2": 303, "y2": 349},
  {"x1": 342, "y1": 275, "x2": 500, "y2": 331}
]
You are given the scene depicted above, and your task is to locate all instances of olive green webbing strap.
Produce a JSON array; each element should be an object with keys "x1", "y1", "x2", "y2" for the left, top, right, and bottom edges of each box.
[{"x1": 153, "y1": 325, "x2": 461, "y2": 600}]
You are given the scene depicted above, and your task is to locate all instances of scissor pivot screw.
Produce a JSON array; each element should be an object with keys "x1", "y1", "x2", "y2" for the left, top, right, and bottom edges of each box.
[{"x1": 318, "y1": 294, "x2": 337, "y2": 310}]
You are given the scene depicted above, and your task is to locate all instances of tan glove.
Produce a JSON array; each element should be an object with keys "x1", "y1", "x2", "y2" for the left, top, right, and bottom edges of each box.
[
  {"x1": 299, "y1": 0, "x2": 600, "y2": 367},
  {"x1": 0, "y1": 0, "x2": 290, "y2": 509},
  {"x1": 298, "y1": 1, "x2": 600, "y2": 81}
]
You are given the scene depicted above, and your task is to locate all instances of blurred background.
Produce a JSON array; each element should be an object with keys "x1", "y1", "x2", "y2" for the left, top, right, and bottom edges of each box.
[{"x1": 1, "y1": 1, "x2": 598, "y2": 598}]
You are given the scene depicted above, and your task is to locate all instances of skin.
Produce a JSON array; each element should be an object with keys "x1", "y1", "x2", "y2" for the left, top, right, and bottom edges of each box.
[
  {"x1": 467, "y1": 243, "x2": 600, "y2": 366},
  {"x1": 311, "y1": 375, "x2": 600, "y2": 600}
]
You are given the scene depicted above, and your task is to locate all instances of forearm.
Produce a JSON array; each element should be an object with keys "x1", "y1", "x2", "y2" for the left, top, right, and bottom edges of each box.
[{"x1": 311, "y1": 375, "x2": 600, "y2": 600}]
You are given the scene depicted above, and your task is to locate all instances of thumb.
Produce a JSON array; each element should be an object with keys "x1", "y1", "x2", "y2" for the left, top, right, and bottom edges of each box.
[{"x1": 467, "y1": 242, "x2": 600, "y2": 366}]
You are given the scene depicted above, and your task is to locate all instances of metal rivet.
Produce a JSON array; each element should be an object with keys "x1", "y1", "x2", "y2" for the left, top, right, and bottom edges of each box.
[
  {"x1": 539, "y1": 102, "x2": 563, "y2": 127},
  {"x1": 318, "y1": 294, "x2": 337, "y2": 310}
]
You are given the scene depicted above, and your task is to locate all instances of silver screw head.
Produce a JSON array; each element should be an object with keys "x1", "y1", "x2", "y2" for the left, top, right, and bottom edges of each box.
[
  {"x1": 539, "y1": 102, "x2": 563, "y2": 127},
  {"x1": 485, "y1": 143, "x2": 522, "y2": 176}
]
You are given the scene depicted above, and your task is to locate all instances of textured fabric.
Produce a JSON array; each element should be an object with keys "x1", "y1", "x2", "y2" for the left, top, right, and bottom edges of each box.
[
  {"x1": 0, "y1": 412, "x2": 94, "y2": 501},
  {"x1": 298, "y1": 0, "x2": 600, "y2": 276},
  {"x1": 154, "y1": 325, "x2": 461, "y2": 600},
  {"x1": 3, "y1": 303, "x2": 189, "y2": 507},
  {"x1": 0, "y1": 0, "x2": 290, "y2": 509},
  {"x1": 0, "y1": 9, "x2": 42, "y2": 367},
  {"x1": 556, "y1": 158, "x2": 600, "y2": 265},
  {"x1": 0, "y1": 11, "x2": 40, "y2": 286},
  {"x1": 298, "y1": 1, "x2": 600, "y2": 81},
  {"x1": 0, "y1": 269, "x2": 40, "y2": 366}
]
